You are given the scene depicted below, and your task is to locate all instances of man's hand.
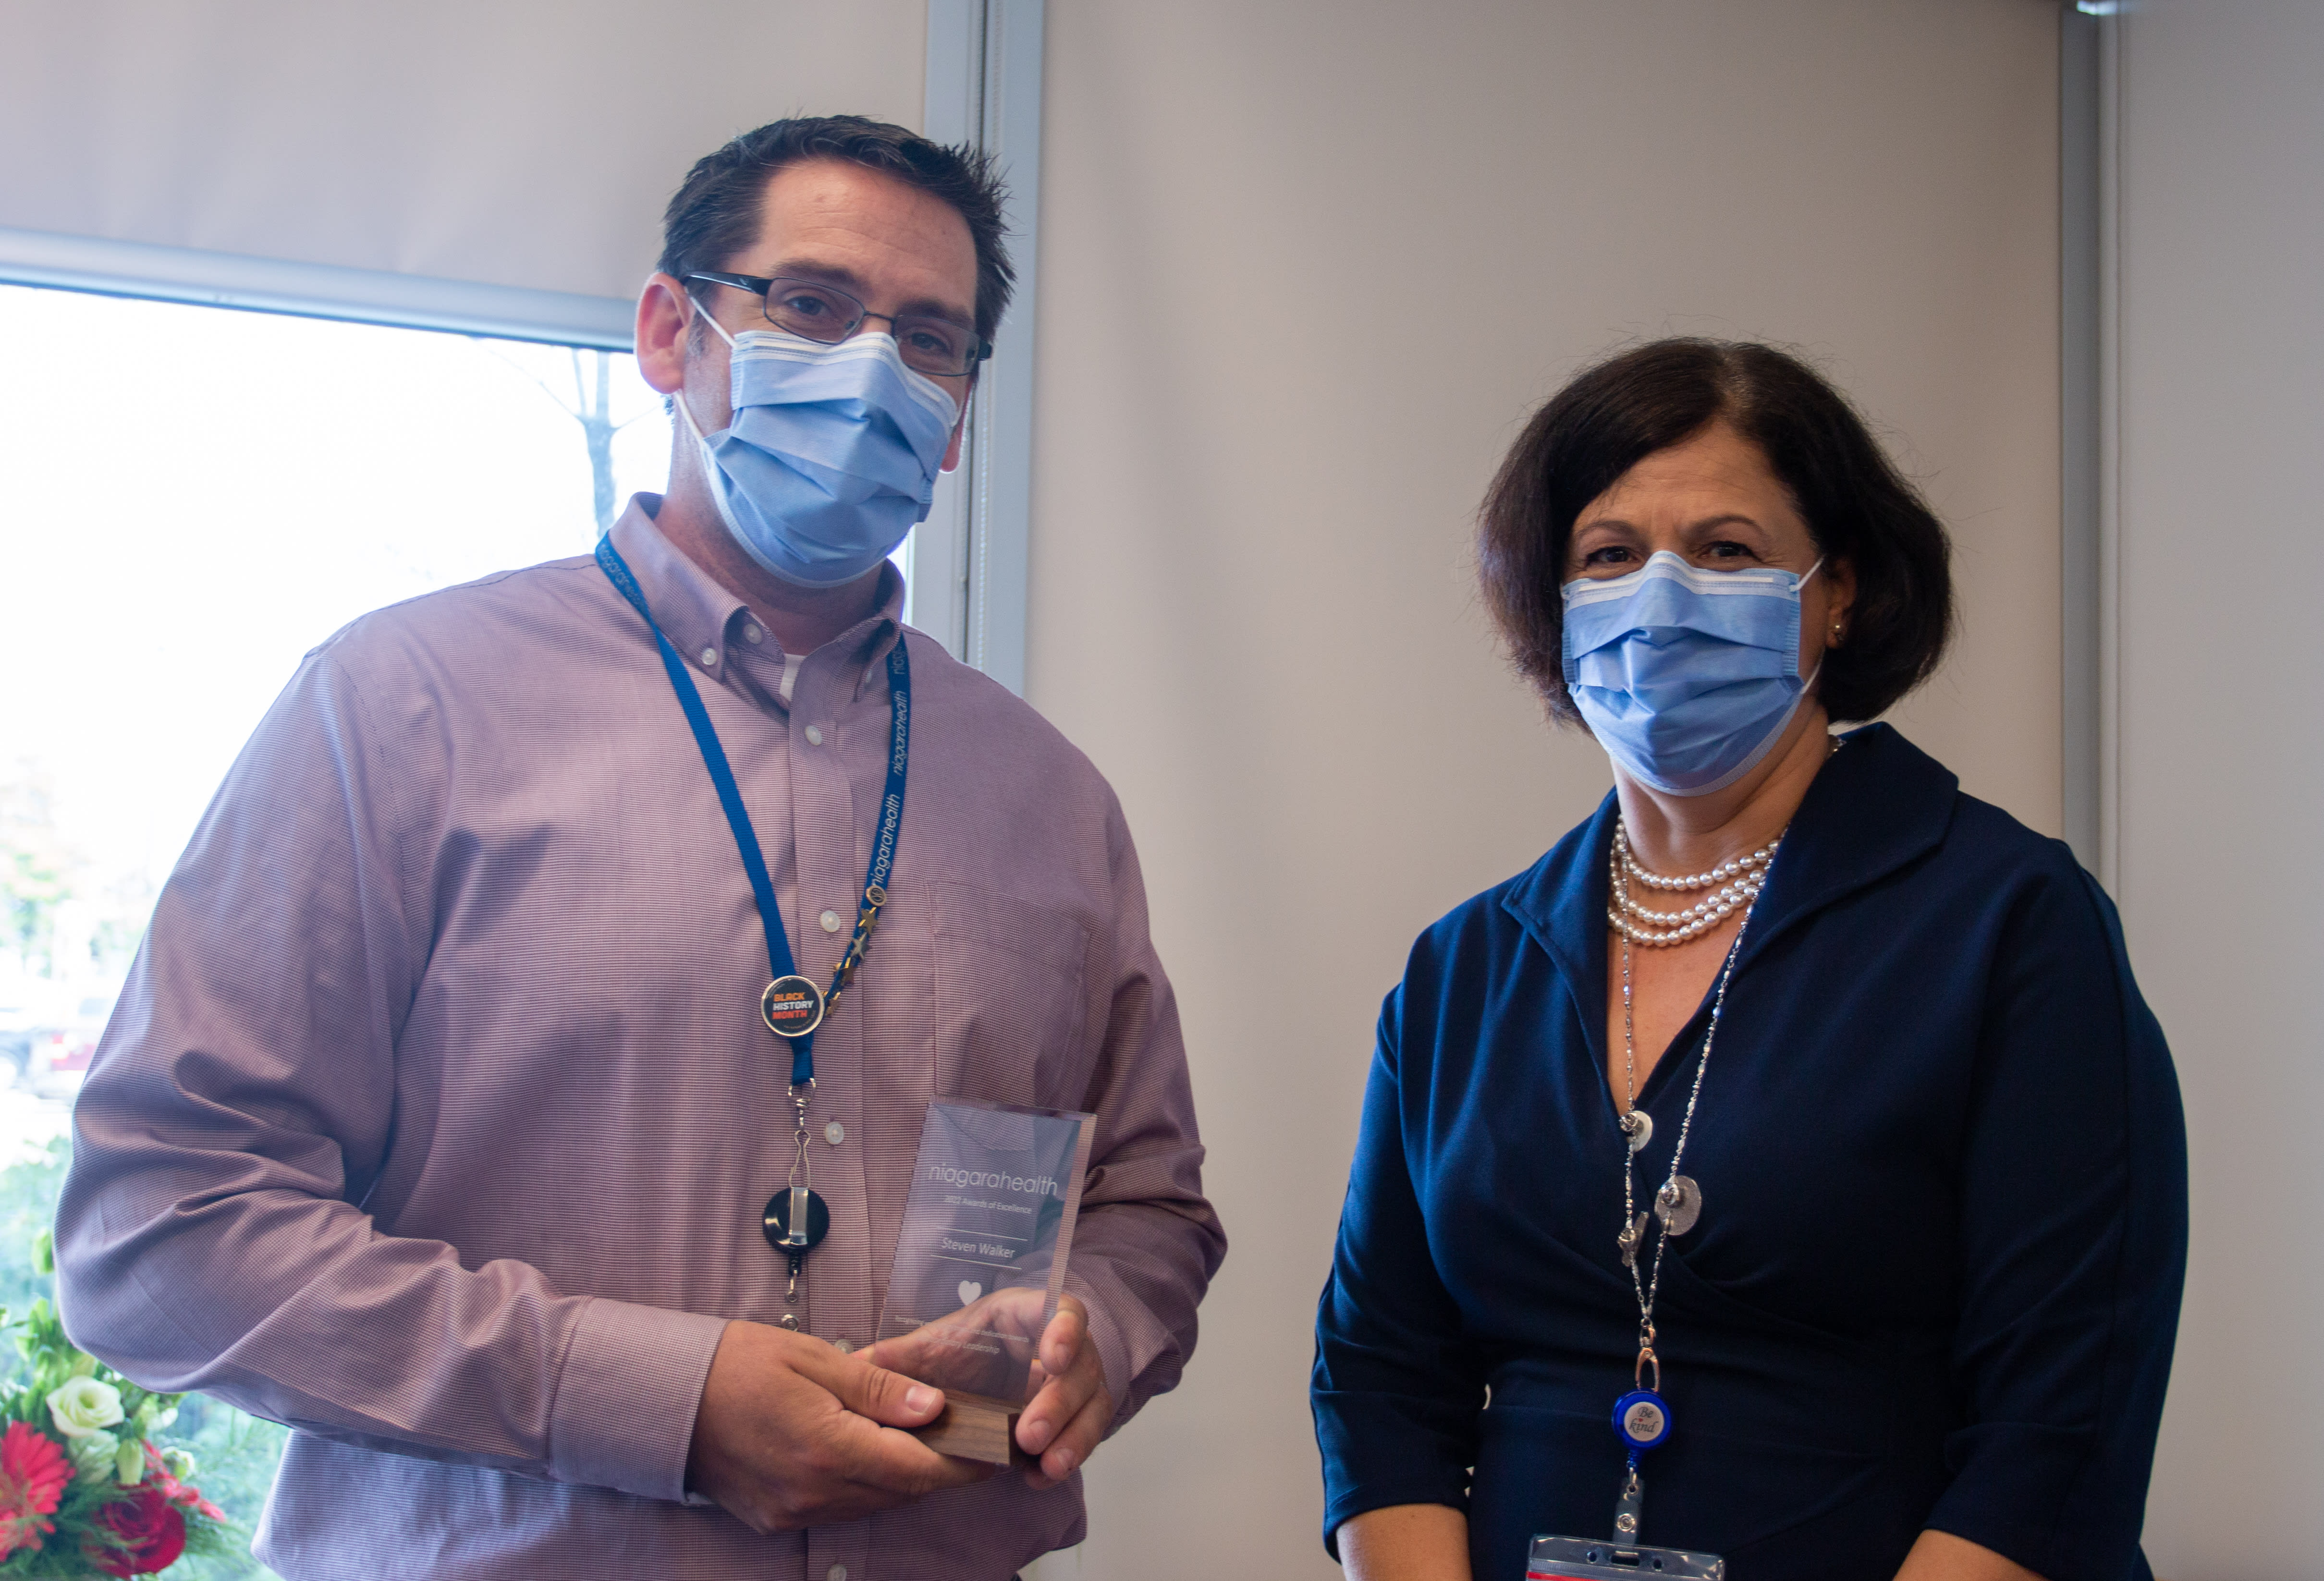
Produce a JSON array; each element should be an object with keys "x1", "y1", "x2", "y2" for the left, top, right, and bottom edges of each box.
[
  {"x1": 686, "y1": 1320, "x2": 992, "y2": 1532},
  {"x1": 1013, "y1": 1295, "x2": 1114, "y2": 1489}
]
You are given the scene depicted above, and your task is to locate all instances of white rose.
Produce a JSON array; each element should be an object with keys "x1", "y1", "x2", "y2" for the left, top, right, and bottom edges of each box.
[
  {"x1": 70, "y1": 1429, "x2": 119, "y2": 1482},
  {"x1": 161, "y1": 1447, "x2": 196, "y2": 1481},
  {"x1": 46, "y1": 1376, "x2": 124, "y2": 1438},
  {"x1": 115, "y1": 1436, "x2": 145, "y2": 1485}
]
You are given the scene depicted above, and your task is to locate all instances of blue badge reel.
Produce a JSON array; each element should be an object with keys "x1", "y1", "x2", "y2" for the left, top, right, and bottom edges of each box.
[
  {"x1": 1612, "y1": 1390, "x2": 1672, "y2": 1454},
  {"x1": 1522, "y1": 1387, "x2": 1726, "y2": 1579}
]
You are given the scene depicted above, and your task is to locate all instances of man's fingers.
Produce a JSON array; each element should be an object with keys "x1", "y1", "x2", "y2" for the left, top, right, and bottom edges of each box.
[
  {"x1": 1039, "y1": 1300, "x2": 1089, "y2": 1377},
  {"x1": 1015, "y1": 1363, "x2": 1094, "y2": 1457},
  {"x1": 1023, "y1": 1388, "x2": 1112, "y2": 1490},
  {"x1": 789, "y1": 1347, "x2": 990, "y2": 1496},
  {"x1": 800, "y1": 1345, "x2": 946, "y2": 1430},
  {"x1": 822, "y1": 1407, "x2": 993, "y2": 1496},
  {"x1": 852, "y1": 1361, "x2": 947, "y2": 1430},
  {"x1": 1016, "y1": 1302, "x2": 1106, "y2": 1461},
  {"x1": 861, "y1": 1334, "x2": 943, "y2": 1385}
]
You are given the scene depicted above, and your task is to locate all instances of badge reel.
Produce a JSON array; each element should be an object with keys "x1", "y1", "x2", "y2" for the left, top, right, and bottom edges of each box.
[
  {"x1": 1523, "y1": 1366, "x2": 1725, "y2": 1580},
  {"x1": 760, "y1": 975, "x2": 832, "y2": 1300}
]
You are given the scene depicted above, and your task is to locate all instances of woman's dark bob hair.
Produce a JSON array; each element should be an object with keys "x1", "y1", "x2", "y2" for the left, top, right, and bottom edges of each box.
[{"x1": 1478, "y1": 338, "x2": 1953, "y2": 726}]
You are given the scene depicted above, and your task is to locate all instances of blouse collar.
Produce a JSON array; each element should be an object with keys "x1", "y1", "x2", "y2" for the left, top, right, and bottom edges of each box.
[{"x1": 1500, "y1": 723, "x2": 1963, "y2": 1045}]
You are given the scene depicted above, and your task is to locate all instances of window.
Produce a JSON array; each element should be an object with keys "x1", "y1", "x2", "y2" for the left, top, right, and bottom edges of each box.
[{"x1": 0, "y1": 281, "x2": 674, "y2": 1574}]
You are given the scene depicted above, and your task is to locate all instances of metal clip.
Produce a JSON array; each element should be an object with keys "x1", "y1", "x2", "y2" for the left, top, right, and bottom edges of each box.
[
  {"x1": 1613, "y1": 1465, "x2": 1646, "y2": 1540},
  {"x1": 1635, "y1": 1346, "x2": 1660, "y2": 1393},
  {"x1": 787, "y1": 1079, "x2": 815, "y2": 1193}
]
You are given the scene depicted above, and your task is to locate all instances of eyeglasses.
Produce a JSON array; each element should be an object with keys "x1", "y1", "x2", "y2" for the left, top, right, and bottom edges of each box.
[{"x1": 687, "y1": 272, "x2": 989, "y2": 378}]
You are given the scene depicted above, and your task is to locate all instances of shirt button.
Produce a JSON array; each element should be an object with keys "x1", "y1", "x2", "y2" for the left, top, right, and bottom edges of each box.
[
  {"x1": 825, "y1": 1121, "x2": 846, "y2": 1146},
  {"x1": 820, "y1": 910, "x2": 843, "y2": 934},
  {"x1": 804, "y1": 724, "x2": 824, "y2": 746},
  {"x1": 743, "y1": 623, "x2": 764, "y2": 644},
  {"x1": 827, "y1": 1566, "x2": 848, "y2": 1581},
  {"x1": 697, "y1": 646, "x2": 717, "y2": 669},
  {"x1": 833, "y1": 1338, "x2": 854, "y2": 1355}
]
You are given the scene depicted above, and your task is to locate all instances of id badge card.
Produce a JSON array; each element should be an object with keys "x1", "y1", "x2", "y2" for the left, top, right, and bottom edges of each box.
[{"x1": 1526, "y1": 1534, "x2": 1725, "y2": 1580}]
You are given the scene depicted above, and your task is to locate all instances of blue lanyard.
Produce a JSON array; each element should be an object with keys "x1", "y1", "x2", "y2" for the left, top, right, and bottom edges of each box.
[{"x1": 595, "y1": 535, "x2": 909, "y2": 1090}]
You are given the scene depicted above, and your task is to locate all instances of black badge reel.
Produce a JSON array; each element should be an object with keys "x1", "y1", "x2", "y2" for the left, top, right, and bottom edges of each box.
[{"x1": 763, "y1": 1183, "x2": 830, "y2": 1256}]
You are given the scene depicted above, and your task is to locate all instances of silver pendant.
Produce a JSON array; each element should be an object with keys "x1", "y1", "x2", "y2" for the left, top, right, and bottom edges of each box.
[
  {"x1": 1620, "y1": 1109, "x2": 1654, "y2": 1153},
  {"x1": 1653, "y1": 1176, "x2": 1703, "y2": 1236},
  {"x1": 1616, "y1": 1211, "x2": 1649, "y2": 1267}
]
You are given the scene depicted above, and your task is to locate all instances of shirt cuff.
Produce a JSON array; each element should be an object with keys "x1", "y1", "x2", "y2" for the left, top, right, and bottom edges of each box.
[
  {"x1": 1924, "y1": 1421, "x2": 2095, "y2": 1578},
  {"x1": 546, "y1": 1297, "x2": 729, "y2": 1503}
]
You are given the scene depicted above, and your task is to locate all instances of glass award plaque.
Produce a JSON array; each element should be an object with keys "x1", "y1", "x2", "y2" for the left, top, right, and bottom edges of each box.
[{"x1": 873, "y1": 1097, "x2": 1097, "y2": 1464}]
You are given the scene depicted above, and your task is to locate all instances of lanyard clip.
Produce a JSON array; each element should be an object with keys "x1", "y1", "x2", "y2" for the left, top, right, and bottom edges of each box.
[
  {"x1": 788, "y1": 1079, "x2": 816, "y2": 1194},
  {"x1": 1613, "y1": 1465, "x2": 1647, "y2": 1541}
]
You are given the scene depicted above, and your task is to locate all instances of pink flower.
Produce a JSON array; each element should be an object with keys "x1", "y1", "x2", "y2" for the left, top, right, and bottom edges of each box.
[
  {"x1": 142, "y1": 1443, "x2": 225, "y2": 1523},
  {"x1": 0, "y1": 1420, "x2": 72, "y2": 1558}
]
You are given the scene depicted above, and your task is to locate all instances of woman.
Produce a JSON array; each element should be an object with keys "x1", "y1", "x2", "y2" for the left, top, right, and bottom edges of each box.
[{"x1": 1310, "y1": 341, "x2": 2184, "y2": 1581}]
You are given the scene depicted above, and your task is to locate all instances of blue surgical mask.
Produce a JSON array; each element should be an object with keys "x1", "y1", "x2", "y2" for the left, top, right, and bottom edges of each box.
[
  {"x1": 676, "y1": 308, "x2": 961, "y2": 588},
  {"x1": 1561, "y1": 550, "x2": 1824, "y2": 796}
]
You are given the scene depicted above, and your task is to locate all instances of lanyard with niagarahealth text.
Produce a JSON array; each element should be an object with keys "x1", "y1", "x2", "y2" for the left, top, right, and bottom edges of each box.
[{"x1": 596, "y1": 534, "x2": 909, "y2": 1326}]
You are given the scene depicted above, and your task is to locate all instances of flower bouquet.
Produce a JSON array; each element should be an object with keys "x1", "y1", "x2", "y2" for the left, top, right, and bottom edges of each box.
[{"x1": 0, "y1": 1238, "x2": 229, "y2": 1576}]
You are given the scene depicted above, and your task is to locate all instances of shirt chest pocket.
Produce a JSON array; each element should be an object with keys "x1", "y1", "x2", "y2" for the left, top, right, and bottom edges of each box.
[{"x1": 930, "y1": 879, "x2": 1091, "y2": 1110}]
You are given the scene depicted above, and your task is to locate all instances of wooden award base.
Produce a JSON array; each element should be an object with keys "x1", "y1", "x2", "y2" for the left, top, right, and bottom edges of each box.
[{"x1": 910, "y1": 1390, "x2": 1031, "y2": 1467}]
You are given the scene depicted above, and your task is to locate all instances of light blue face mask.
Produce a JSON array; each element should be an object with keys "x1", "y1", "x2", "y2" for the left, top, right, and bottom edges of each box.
[
  {"x1": 1561, "y1": 550, "x2": 1824, "y2": 796},
  {"x1": 676, "y1": 309, "x2": 961, "y2": 588}
]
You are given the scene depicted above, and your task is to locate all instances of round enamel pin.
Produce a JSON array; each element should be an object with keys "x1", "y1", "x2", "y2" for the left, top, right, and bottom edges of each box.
[{"x1": 761, "y1": 975, "x2": 826, "y2": 1039}]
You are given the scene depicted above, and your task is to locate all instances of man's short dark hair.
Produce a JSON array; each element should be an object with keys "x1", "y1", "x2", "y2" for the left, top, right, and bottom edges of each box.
[
  {"x1": 1477, "y1": 338, "x2": 1954, "y2": 725},
  {"x1": 659, "y1": 115, "x2": 1015, "y2": 343}
]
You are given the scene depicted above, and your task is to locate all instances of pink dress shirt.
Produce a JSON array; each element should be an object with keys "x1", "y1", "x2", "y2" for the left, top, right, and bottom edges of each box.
[{"x1": 56, "y1": 498, "x2": 1225, "y2": 1580}]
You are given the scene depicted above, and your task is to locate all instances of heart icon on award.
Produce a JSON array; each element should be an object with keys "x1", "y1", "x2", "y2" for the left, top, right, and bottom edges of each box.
[{"x1": 957, "y1": 1280, "x2": 983, "y2": 1307}]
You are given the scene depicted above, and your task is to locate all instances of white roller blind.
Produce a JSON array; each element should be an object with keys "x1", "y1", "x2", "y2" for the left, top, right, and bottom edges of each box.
[{"x1": 0, "y1": 0, "x2": 925, "y2": 339}]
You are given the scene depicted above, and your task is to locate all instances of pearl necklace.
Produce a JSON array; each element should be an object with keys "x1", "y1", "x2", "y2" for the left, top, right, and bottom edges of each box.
[{"x1": 1607, "y1": 824, "x2": 1783, "y2": 948}]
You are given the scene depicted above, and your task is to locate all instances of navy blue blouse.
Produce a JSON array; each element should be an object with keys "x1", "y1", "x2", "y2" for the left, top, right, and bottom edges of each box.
[{"x1": 1311, "y1": 726, "x2": 2185, "y2": 1581}]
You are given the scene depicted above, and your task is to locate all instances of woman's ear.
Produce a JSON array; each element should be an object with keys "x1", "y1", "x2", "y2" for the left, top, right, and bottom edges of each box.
[{"x1": 1823, "y1": 558, "x2": 1858, "y2": 646}]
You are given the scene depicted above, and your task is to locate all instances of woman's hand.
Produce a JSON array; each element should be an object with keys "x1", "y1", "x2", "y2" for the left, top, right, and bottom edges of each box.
[
  {"x1": 1339, "y1": 1503, "x2": 1472, "y2": 1581},
  {"x1": 1895, "y1": 1529, "x2": 2047, "y2": 1581}
]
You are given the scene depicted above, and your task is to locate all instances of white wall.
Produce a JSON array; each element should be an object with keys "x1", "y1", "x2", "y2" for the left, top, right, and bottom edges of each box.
[
  {"x1": 2117, "y1": 6, "x2": 2324, "y2": 1577},
  {"x1": 0, "y1": 0, "x2": 924, "y2": 300},
  {"x1": 1021, "y1": 3, "x2": 2063, "y2": 1575}
]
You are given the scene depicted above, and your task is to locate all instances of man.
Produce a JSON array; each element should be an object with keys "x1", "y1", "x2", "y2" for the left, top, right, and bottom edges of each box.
[{"x1": 56, "y1": 116, "x2": 1224, "y2": 1580}]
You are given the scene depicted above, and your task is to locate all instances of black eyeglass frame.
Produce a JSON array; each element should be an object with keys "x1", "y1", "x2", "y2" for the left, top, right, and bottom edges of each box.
[{"x1": 686, "y1": 271, "x2": 991, "y2": 377}]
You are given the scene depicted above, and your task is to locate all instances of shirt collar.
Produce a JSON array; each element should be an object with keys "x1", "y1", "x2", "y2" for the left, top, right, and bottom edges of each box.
[{"x1": 605, "y1": 493, "x2": 907, "y2": 695}]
